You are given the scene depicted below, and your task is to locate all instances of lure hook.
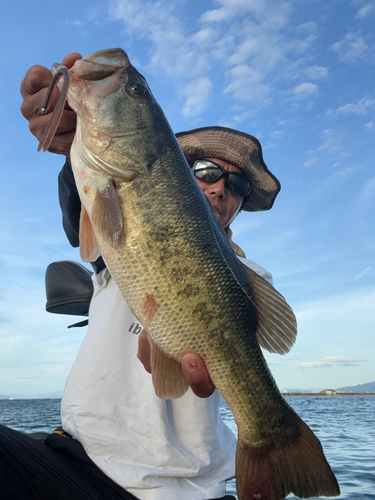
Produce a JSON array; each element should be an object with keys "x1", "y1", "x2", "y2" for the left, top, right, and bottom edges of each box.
[{"x1": 38, "y1": 64, "x2": 70, "y2": 152}]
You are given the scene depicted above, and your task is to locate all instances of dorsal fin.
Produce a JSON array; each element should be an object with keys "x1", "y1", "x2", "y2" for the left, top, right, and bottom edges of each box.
[{"x1": 243, "y1": 264, "x2": 297, "y2": 354}]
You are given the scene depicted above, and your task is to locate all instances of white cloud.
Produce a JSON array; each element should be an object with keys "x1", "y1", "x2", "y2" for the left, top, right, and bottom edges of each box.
[
  {"x1": 199, "y1": 0, "x2": 292, "y2": 29},
  {"x1": 109, "y1": 0, "x2": 203, "y2": 78},
  {"x1": 64, "y1": 19, "x2": 83, "y2": 26},
  {"x1": 180, "y1": 78, "x2": 213, "y2": 117},
  {"x1": 334, "y1": 97, "x2": 375, "y2": 115},
  {"x1": 109, "y1": 0, "x2": 175, "y2": 36},
  {"x1": 109, "y1": 0, "x2": 219, "y2": 113},
  {"x1": 228, "y1": 36, "x2": 273, "y2": 66},
  {"x1": 357, "y1": 175, "x2": 375, "y2": 207},
  {"x1": 356, "y1": 3, "x2": 375, "y2": 19},
  {"x1": 304, "y1": 65, "x2": 328, "y2": 80},
  {"x1": 270, "y1": 130, "x2": 283, "y2": 139},
  {"x1": 199, "y1": 0, "x2": 250, "y2": 23},
  {"x1": 354, "y1": 266, "x2": 372, "y2": 280},
  {"x1": 314, "y1": 129, "x2": 343, "y2": 154},
  {"x1": 286, "y1": 33, "x2": 317, "y2": 54},
  {"x1": 331, "y1": 32, "x2": 368, "y2": 62},
  {"x1": 364, "y1": 121, "x2": 374, "y2": 129},
  {"x1": 109, "y1": 0, "x2": 324, "y2": 117},
  {"x1": 299, "y1": 357, "x2": 364, "y2": 368},
  {"x1": 224, "y1": 64, "x2": 272, "y2": 102},
  {"x1": 292, "y1": 82, "x2": 318, "y2": 100},
  {"x1": 296, "y1": 21, "x2": 317, "y2": 34},
  {"x1": 304, "y1": 156, "x2": 319, "y2": 168},
  {"x1": 318, "y1": 137, "x2": 341, "y2": 152}
]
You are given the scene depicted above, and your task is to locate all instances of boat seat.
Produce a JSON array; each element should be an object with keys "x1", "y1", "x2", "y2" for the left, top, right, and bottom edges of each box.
[{"x1": 45, "y1": 261, "x2": 93, "y2": 318}]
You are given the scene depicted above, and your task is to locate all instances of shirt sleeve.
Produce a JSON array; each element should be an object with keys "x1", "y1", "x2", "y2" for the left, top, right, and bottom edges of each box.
[
  {"x1": 58, "y1": 157, "x2": 81, "y2": 248},
  {"x1": 237, "y1": 256, "x2": 274, "y2": 286}
]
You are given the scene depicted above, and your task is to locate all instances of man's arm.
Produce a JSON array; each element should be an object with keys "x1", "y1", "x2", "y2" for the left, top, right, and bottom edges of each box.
[
  {"x1": 58, "y1": 158, "x2": 81, "y2": 247},
  {"x1": 58, "y1": 160, "x2": 106, "y2": 273},
  {"x1": 20, "y1": 54, "x2": 84, "y2": 250}
]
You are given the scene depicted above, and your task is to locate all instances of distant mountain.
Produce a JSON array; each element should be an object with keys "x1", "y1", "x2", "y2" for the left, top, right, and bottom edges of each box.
[
  {"x1": 0, "y1": 390, "x2": 63, "y2": 400},
  {"x1": 337, "y1": 381, "x2": 375, "y2": 392}
]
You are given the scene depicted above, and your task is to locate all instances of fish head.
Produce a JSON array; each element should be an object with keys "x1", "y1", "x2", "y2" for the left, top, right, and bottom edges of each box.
[{"x1": 67, "y1": 48, "x2": 177, "y2": 179}]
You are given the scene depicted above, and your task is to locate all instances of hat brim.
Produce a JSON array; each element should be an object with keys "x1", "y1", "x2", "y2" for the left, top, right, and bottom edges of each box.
[{"x1": 176, "y1": 126, "x2": 280, "y2": 212}]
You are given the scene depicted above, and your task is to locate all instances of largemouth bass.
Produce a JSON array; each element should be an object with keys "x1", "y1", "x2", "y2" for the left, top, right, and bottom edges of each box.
[{"x1": 39, "y1": 48, "x2": 340, "y2": 500}]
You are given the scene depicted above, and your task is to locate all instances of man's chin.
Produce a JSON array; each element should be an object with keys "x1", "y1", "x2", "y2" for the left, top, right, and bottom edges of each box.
[{"x1": 204, "y1": 196, "x2": 225, "y2": 229}]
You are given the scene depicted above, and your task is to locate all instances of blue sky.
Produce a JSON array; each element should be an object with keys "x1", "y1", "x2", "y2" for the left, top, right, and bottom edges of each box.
[{"x1": 0, "y1": 0, "x2": 374, "y2": 395}]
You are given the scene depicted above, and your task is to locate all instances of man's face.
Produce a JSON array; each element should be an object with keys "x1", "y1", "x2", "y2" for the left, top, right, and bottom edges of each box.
[{"x1": 194, "y1": 158, "x2": 245, "y2": 229}]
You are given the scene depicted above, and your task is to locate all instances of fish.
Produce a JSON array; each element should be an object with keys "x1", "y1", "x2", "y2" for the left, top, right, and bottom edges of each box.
[{"x1": 39, "y1": 48, "x2": 340, "y2": 500}]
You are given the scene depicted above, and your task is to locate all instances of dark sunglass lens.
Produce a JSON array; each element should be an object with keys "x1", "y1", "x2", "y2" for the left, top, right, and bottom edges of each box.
[{"x1": 227, "y1": 175, "x2": 251, "y2": 197}]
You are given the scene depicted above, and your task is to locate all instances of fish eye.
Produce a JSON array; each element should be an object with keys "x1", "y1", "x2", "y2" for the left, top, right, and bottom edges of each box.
[{"x1": 126, "y1": 80, "x2": 146, "y2": 96}]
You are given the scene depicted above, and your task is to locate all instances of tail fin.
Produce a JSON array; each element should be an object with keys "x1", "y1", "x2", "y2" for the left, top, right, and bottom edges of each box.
[{"x1": 236, "y1": 418, "x2": 340, "y2": 500}]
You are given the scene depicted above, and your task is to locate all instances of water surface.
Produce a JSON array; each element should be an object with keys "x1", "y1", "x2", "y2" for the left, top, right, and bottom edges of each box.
[{"x1": 1, "y1": 395, "x2": 374, "y2": 499}]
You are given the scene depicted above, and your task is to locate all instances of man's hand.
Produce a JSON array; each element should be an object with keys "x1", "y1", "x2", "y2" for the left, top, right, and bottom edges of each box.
[
  {"x1": 137, "y1": 329, "x2": 215, "y2": 398},
  {"x1": 20, "y1": 53, "x2": 82, "y2": 156}
]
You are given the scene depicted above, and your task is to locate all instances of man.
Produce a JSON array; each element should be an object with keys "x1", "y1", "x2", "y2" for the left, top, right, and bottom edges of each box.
[{"x1": 1, "y1": 52, "x2": 280, "y2": 500}]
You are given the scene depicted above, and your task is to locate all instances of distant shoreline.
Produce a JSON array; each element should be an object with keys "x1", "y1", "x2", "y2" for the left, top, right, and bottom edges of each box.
[
  {"x1": 283, "y1": 392, "x2": 375, "y2": 396},
  {"x1": 2, "y1": 393, "x2": 375, "y2": 400}
]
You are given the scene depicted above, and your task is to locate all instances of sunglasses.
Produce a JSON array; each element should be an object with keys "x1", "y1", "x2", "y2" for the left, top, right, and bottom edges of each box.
[{"x1": 192, "y1": 160, "x2": 252, "y2": 198}]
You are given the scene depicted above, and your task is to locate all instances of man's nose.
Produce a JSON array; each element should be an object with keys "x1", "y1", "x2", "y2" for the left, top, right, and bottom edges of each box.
[{"x1": 207, "y1": 177, "x2": 226, "y2": 197}]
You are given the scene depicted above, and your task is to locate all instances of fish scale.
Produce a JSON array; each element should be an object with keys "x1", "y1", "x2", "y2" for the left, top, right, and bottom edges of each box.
[{"x1": 39, "y1": 47, "x2": 340, "y2": 500}]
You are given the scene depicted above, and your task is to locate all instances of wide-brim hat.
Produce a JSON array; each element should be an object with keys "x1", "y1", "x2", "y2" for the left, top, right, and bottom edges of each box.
[{"x1": 176, "y1": 126, "x2": 280, "y2": 212}]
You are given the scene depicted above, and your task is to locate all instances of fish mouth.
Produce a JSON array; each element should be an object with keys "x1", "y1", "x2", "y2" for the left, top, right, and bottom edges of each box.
[
  {"x1": 83, "y1": 48, "x2": 130, "y2": 66},
  {"x1": 72, "y1": 48, "x2": 131, "y2": 81}
]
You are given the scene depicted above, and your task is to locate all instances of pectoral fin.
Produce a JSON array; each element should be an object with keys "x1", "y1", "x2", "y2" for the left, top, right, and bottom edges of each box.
[
  {"x1": 91, "y1": 181, "x2": 124, "y2": 249},
  {"x1": 243, "y1": 264, "x2": 297, "y2": 354},
  {"x1": 79, "y1": 205, "x2": 101, "y2": 262},
  {"x1": 148, "y1": 334, "x2": 189, "y2": 399}
]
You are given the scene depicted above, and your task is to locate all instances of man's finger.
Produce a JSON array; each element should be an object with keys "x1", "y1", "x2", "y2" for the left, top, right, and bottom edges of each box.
[
  {"x1": 137, "y1": 331, "x2": 215, "y2": 398},
  {"x1": 21, "y1": 86, "x2": 56, "y2": 120},
  {"x1": 39, "y1": 130, "x2": 77, "y2": 156},
  {"x1": 181, "y1": 353, "x2": 215, "y2": 398},
  {"x1": 20, "y1": 65, "x2": 52, "y2": 99},
  {"x1": 62, "y1": 52, "x2": 83, "y2": 69}
]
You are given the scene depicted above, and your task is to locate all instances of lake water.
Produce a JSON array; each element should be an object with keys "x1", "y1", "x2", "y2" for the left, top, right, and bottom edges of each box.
[{"x1": 0, "y1": 395, "x2": 374, "y2": 499}]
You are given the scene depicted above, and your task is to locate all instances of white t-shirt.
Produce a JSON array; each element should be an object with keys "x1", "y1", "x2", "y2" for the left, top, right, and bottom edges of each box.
[{"x1": 61, "y1": 257, "x2": 272, "y2": 500}]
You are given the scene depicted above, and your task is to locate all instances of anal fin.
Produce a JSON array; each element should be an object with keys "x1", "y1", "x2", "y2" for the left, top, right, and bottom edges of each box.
[{"x1": 148, "y1": 334, "x2": 189, "y2": 399}]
